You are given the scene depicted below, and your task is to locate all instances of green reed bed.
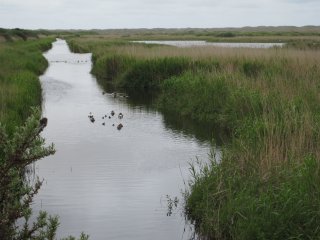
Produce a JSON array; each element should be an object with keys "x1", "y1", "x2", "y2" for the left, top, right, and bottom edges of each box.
[
  {"x1": 68, "y1": 37, "x2": 320, "y2": 239},
  {"x1": 0, "y1": 38, "x2": 53, "y2": 132}
]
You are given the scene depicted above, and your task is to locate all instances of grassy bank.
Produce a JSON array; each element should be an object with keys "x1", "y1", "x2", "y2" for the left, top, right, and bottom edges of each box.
[
  {"x1": 69, "y1": 34, "x2": 320, "y2": 239},
  {"x1": 0, "y1": 38, "x2": 53, "y2": 132}
]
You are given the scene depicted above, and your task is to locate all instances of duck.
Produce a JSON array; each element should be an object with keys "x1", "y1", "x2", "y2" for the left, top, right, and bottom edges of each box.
[
  {"x1": 117, "y1": 123, "x2": 123, "y2": 130},
  {"x1": 88, "y1": 112, "x2": 95, "y2": 123},
  {"x1": 118, "y1": 113, "x2": 123, "y2": 119},
  {"x1": 111, "y1": 110, "x2": 115, "y2": 116}
]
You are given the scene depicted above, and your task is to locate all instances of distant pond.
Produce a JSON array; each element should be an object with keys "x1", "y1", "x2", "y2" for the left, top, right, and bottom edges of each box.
[{"x1": 133, "y1": 40, "x2": 285, "y2": 48}]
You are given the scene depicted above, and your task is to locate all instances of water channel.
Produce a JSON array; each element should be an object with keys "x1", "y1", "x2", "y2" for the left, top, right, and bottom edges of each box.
[{"x1": 33, "y1": 39, "x2": 212, "y2": 239}]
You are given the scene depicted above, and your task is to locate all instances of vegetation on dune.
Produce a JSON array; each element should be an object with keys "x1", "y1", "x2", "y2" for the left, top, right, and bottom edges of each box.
[
  {"x1": 0, "y1": 28, "x2": 52, "y2": 42},
  {"x1": 69, "y1": 34, "x2": 320, "y2": 239}
]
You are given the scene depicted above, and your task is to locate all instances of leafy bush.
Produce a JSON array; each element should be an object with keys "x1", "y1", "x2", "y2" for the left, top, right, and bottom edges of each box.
[
  {"x1": 0, "y1": 108, "x2": 56, "y2": 239},
  {"x1": 0, "y1": 108, "x2": 89, "y2": 240}
]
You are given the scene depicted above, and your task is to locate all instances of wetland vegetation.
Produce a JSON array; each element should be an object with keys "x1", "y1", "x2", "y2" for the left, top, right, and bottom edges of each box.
[
  {"x1": 2, "y1": 26, "x2": 320, "y2": 239},
  {"x1": 0, "y1": 36, "x2": 53, "y2": 131},
  {"x1": 67, "y1": 27, "x2": 320, "y2": 239}
]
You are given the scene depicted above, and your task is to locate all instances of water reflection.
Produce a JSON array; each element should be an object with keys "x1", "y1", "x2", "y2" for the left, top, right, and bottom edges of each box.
[
  {"x1": 100, "y1": 87, "x2": 225, "y2": 145},
  {"x1": 162, "y1": 113, "x2": 220, "y2": 145}
]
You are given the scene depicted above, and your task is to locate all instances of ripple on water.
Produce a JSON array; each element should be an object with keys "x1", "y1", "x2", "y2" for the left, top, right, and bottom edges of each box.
[
  {"x1": 40, "y1": 76, "x2": 72, "y2": 103},
  {"x1": 33, "y1": 39, "x2": 212, "y2": 240}
]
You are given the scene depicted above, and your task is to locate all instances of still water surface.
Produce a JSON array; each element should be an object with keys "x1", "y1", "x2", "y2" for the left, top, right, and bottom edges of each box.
[
  {"x1": 33, "y1": 39, "x2": 211, "y2": 239},
  {"x1": 133, "y1": 40, "x2": 285, "y2": 48}
]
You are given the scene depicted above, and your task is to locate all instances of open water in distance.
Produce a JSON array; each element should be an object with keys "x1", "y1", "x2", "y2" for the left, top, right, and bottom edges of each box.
[
  {"x1": 33, "y1": 39, "x2": 212, "y2": 239},
  {"x1": 133, "y1": 40, "x2": 285, "y2": 48}
]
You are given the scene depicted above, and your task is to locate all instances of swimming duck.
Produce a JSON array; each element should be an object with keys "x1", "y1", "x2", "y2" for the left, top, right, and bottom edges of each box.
[{"x1": 117, "y1": 123, "x2": 123, "y2": 130}]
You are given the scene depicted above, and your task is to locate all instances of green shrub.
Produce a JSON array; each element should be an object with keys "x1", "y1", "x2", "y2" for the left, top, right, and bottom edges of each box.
[
  {"x1": 217, "y1": 32, "x2": 236, "y2": 38},
  {"x1": 0, "y1": 108, "x2": 89, "y2": 240},
  {"x1": 0, "y1": 108, "x2": 56, "y2": 239}
]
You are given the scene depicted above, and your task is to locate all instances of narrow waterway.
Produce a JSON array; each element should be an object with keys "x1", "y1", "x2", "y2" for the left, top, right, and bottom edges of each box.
[{"x1": 33, "y1": 39, "x2": 212, "y2": 239}]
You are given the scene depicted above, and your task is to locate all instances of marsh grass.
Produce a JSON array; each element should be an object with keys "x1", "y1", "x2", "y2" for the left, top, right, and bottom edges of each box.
[
  {"x1": 186, "y1": 153, "x2": 320, "y2": 239},
  {"x1": 0, "y1": 38, "x2": 53, "y2": 132},
  {"x1": 69, "y1": 36, "x2": 320, "y2": 239}
]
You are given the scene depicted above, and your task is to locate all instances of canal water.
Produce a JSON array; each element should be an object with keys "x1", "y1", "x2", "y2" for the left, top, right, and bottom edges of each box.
[{"x1": 33, "y1": 39, "x2": 211, "y2": 239}]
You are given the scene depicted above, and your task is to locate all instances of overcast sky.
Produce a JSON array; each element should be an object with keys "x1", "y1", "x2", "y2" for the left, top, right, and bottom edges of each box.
[{"x1": 0, "y1": 0, "x2": 319, "y2": 29}]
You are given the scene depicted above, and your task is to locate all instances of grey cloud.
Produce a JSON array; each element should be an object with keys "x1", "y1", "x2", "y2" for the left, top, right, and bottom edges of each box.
[
  {"x1": 0, "y1": 0, "x2": 319, "y2": 29},
  {"x1": 284, "y1": 0, "x2": 318, "y2": 2}
]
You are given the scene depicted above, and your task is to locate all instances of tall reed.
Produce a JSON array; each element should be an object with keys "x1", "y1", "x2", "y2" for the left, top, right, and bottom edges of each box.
[{"x1": 0, "y1": 38, "x2": 53, "y2": 132}]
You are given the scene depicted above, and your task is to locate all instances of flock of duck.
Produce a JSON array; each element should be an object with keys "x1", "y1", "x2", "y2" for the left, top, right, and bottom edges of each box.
[
  {"x1": 102, "y1": 91, "x2": 128, "y2": 99},
  {"x1": 88, "y1": 110, "x2": 124, "y2": 130},
  {"x1": 87, "y1": 92, "x2": 129, "y2": 130},
  {"x1": 49, "y1": 60, "x2": 89, "y2": 64}
]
